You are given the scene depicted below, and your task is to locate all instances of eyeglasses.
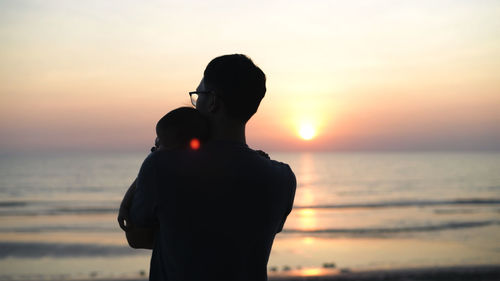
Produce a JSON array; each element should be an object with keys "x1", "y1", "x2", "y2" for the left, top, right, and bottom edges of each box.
[{"x1": 189, "y1": 91, "x2": 214, "y2": 107}]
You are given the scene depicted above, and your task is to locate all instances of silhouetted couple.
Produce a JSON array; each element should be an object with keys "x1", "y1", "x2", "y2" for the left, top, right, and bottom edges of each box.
[{"x1": 118, "y1": 54, "x2": 296, "y2": 280}]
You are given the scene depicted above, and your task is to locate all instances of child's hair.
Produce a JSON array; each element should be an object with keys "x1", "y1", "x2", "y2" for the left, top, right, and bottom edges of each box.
[{"x1": 156, "y1": 107, "x2": 210, "y2": 149}]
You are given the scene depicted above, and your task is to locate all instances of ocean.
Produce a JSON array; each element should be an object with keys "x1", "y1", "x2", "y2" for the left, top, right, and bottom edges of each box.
[{"x1": 0, "y1": 151, "x2": 499, "y2": 280}]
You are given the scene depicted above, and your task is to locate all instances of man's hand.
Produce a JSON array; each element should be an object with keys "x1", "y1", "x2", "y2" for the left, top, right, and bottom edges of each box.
[
  {"x1": 255, "y1": 149, "x2": 270, "y2": 159},
  {"x1": 126, "y1": 226, "x2": 156, "y2": 249}
]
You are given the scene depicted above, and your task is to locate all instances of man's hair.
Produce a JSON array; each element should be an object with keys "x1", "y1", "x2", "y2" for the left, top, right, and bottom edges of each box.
[
  {"x1": 156, "y1": 107, "x2": 209, "y2": 149},
  {"x1": 203, "y1": 54, "x2": 266, "y2": 122}
]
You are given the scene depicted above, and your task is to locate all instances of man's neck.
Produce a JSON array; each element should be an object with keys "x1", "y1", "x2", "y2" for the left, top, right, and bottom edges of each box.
[{"x1": 209, "y1": 118, "x2": 246, "y2": 144}]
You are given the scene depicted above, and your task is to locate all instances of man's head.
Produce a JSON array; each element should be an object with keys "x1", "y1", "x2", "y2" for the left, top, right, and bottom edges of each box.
[{"x1": 194, "y1": 54, "x2": 266, "y2": 124}]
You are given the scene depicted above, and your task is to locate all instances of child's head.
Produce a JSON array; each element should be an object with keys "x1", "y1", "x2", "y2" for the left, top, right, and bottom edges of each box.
[{"x1": 155, "y1": 107, "x2": 209, "y2": 150}]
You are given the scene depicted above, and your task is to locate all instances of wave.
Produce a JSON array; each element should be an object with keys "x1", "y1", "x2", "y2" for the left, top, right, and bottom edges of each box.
[
  {"x1": 294, "y1": 198, "x2": 500, "y2": 210},
  {"x1": 0, "y1": 242, "x2": 149, "y2": 259},
  {"x1": 0, "y1": 199, "x2": 119, "y2": 216},
  {"x1": 0, "y1": 201, "x2": 27, "y2": 207},
  {"x1": 2, "y1": 220, "x2": 498, "y2": 237},
  {"x1": 1, "y1": 198, "x2": 499, "y2": 217},
  {"x1": 0, "y1": 207, "x2": 119, "y2": 216},
  {"x1": 0, "y1": 225, "x2": 116, "y2": 233},
  {"x1": 283, "y1": 220, "x2": 500, "y2": 236}
]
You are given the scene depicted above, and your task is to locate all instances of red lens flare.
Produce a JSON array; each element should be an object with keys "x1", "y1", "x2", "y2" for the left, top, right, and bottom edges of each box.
[{"x1": 190, "y1": 138, "x2": 200, "y2": 150}]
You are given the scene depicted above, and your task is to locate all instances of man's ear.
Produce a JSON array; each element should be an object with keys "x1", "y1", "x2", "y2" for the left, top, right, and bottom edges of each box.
[{"x1": 207, "y1": 95, "x2": 220, "y2": 113}]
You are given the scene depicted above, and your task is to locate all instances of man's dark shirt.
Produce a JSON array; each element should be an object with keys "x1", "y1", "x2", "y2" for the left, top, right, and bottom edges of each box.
[{"x1": 130, "y1": 141, "x2": 296, "y2": 280}]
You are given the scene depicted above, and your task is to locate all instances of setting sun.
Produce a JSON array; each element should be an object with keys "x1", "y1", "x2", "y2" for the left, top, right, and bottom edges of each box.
[{"x1": 299, "y1": 124, "x2": 316, "y2": 140}]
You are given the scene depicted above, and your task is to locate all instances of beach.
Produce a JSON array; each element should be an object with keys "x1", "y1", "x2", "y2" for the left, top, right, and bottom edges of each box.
[
  {"x1": 270, "y1": 265, "x2": 500, "y2": 281},
  {"x1": 66, "y1": 265, "x2": 500, "y2": 281}
]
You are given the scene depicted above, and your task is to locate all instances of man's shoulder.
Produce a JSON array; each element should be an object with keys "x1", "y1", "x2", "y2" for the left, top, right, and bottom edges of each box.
[
  {"x1": 237, "y1": 146, "x2": 291, "y2": 169},
  {"x1": 149, "y1": 143, "x2": 295, "y2": 181},
  {"x1": 244, "y1": 148, "x2": 296, "y2": 183},
  {"x1": 147, "y1": 149, "x2": 189, "y2": 164}
]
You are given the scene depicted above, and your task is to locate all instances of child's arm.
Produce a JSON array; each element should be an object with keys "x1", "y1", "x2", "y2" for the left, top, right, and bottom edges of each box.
[{"x1": 118, "y1": 178, "x2": 137, "y2": 231}]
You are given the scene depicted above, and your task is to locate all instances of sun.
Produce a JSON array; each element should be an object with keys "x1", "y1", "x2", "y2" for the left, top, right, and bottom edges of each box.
[{"x1": 299, "y1": 124, "x2": 316, "y2": 140}]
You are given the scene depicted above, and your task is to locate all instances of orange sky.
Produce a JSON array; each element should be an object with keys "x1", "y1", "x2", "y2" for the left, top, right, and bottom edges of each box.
[{"x1": 1, "y1": 1, "x2": 499, "y2": 152}]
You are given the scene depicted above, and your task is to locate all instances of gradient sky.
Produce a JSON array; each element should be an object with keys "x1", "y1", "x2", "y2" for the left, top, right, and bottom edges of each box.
[{"x1": 1, "y1": 0, "x2": 499, "y2": 152}]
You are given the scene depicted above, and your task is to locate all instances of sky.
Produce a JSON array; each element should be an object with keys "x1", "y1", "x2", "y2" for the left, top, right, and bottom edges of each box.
[{"x1": 1, "y1": 0, "x2": 499, "y2": 152}]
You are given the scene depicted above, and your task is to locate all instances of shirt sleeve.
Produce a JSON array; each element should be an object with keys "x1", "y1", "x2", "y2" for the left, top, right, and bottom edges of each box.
[
  {"x1": 277, "y1": 166, "x2": 297, "y2": 233},
  {"x1": 129, "y1": 153, "x2": 158, "y2": 227}
]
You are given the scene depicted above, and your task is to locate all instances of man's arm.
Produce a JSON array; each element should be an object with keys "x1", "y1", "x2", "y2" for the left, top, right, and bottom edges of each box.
[
  {"x1": 118, "y1": 154, "x2": 158, "y2": 249},
  {"x1": 117, "y1": 178, "x2": 155, "y2": 249},
  {"x1": 277, "y1": 166, "x2": 297, "y2": 233},
  {"x1": 125, "y1": 226, "x2": 155, "y2": 249}
]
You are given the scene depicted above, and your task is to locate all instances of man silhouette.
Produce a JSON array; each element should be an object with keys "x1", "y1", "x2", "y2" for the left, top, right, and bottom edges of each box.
[{"x1": 121, "y1": 54, "x2": 296, "y2": 280}]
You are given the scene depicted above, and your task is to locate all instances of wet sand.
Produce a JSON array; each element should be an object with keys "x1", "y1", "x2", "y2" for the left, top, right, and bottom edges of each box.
[
  {"x1": 69, "y1": 265, "x2": 500, "y2": 281},
  {"x1": 271, "y1": 265, "x2": 500, "y2": 281}
]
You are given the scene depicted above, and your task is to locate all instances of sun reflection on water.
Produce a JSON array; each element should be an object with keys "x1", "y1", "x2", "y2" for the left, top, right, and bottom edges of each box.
[
  {"x1": 302, "y1": 237, "x2": 315, "y2": 245},
  {"x1": 298, "y1": 153, "x2": 317, "y2": 188},
  {"x1": 297, "y1": 208, "x2": 318, "y2": 231},
  {"x1": 301, "y1": 268, "x2": 323, "y2": 276}
]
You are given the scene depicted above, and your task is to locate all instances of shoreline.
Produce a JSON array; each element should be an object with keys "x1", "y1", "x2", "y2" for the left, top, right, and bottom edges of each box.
[{"x1": 64, "y1": 264, "x2": 500, "y2": 281}]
